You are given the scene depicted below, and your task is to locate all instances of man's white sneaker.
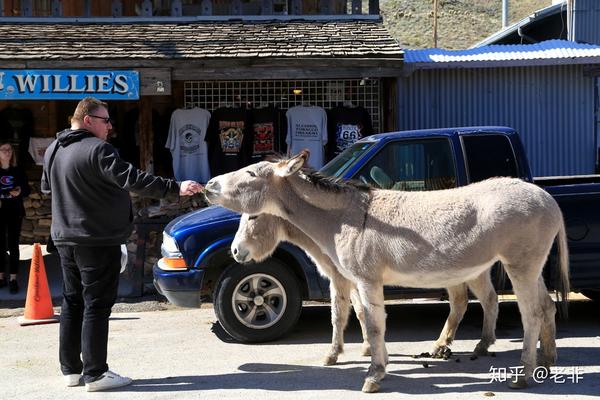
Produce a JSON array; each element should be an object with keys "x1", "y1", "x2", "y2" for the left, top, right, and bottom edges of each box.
[
  {"x1": 85, "y1": 370, "x2": 132, "y2": 392},
  {"x1": 63, "y1": 374, "x2": 82, "y2": 387}
]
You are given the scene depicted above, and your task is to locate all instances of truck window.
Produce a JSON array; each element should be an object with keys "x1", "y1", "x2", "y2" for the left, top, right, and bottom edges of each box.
[
  {"x1": 462, "y1": 134, "x2": 519, "y2": 183},
  {"x1": 355, "y1": 139, "x2": 456, "y2": 191}
]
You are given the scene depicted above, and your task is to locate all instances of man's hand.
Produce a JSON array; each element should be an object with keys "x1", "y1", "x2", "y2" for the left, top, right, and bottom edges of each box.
[{"x1": 179, "y1": 180, "x2": 204, "y2": 196}]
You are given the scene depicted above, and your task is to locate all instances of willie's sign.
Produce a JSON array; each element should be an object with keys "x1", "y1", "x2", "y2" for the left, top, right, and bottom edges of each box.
[{"x1": 0, "y1": 70, "x2": 139, "y2": 100}]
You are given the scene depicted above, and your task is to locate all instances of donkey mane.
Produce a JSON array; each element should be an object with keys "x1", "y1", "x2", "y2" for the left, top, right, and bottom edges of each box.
[{"x1": 298, "y1": 169, "x2": 371, "y2": 194}]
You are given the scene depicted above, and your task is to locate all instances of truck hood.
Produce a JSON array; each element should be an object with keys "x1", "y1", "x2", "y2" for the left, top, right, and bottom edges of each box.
[{"x1": 165, "y1": 205, "x2": 240, "y2": 237}]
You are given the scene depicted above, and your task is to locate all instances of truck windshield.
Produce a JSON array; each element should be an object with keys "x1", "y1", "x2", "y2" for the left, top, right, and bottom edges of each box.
[{"x1": 320, "y1": 141, "x2": 377, "y2": 178}]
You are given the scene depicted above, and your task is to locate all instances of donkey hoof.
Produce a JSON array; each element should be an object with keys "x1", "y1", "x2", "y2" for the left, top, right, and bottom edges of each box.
[
  {"x1": 362, "y1": 379, "x2": 380, "y2": 393},
  {"x1": 508, "y1": 377, "x2": 528, "y2": 389},
  {"x1": 473, "y1": 343, "x2": 490, "y2": 356},
  {"x1": 323, "y1": 354, "x2": 338, "y2": 366},
  {"x1": 432, "y1": 346, "x2": 452, "y2": 359},
  {"x1": 361, "y1": 344, "x2": 371, "y2": 357}
]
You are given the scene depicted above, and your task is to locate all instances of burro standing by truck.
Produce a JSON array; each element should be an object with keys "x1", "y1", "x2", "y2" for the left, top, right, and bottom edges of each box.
[{"x1": 154, "y1": 126, "x2": 600, "y2": 343}]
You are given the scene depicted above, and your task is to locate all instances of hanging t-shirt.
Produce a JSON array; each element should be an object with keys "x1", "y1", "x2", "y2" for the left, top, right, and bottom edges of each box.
[
  {"x1": 250, "y1": 106, "x2": 286, "y2": 163},
  {"x1": 28, "y1": 137, "x2": 54, "y2": 166},
  {"x1": 206, "y1": 107, "x2": 253, "y2": 176},
  {"x1": 285, "y1": 105, "x2": 328, "y2": 169},
  {"x1": 166, "y1": 108, "x2": 211, "y2": 183},
  {"x1": 327, "y1": 105, "x2": 374, "y2": 161}
]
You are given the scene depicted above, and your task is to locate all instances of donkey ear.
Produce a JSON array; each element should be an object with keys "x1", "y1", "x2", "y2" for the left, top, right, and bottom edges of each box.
[{"x1": 276, "y1": 150, "x2": 309, "y2": 177}]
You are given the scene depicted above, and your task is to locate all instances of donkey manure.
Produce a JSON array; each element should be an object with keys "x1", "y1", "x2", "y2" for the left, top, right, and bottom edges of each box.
[
  {"x1": 419, "y1": 352, "x2": 431, "y2": 358},
  {"x1": 483, "y1": 392, "x2": 495, "y2": 397},
  {"x1": 470, "y1": 355, "x2": 478, "y2": 361},
  {"x1": 455, "y1": 358, "x2": 461, "y2": 363},
  {"x1": 422, "y1": 362, "x2": 430, "y2": 368}
]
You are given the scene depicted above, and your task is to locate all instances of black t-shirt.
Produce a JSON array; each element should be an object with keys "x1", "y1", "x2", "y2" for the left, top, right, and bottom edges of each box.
[
  {"x1": 326, "y1": 105, "x2": 374, "y2": 161},
  {"x1": 0, "y1": 165, "x2": 31, "y2": 217},
  {"x1": 206, "y1": 107, "x2": 253, "y2": 175},
  {"x1": 249, "y1": 106, "x2": 287, "y2": 163}
]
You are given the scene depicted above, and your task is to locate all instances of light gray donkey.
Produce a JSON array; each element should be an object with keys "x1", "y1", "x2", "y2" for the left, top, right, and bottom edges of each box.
[
  {"x1": 232, "y1": 213, "x2": 500, "y2": 366},
  {"x1": 205, "y1": 150, "x2": 569, "y2": 393}
]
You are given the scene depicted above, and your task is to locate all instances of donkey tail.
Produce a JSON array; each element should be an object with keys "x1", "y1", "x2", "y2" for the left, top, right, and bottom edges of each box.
[{"x1": 556, "y1": 218, "x2": 570, "y2": 319}]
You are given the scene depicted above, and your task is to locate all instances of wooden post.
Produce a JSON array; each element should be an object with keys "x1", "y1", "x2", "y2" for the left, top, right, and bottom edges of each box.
[
  {"x1": 51, "y1": 0, "x2": 62, "y2": 16},
  {"x1": 112, "y1": 0, "x2": 122, "y2": 17},
  {"x1": 351, "y1": 0, "x2": 361, "y2": 15},
  {"x1": 139, "y1": 97, "x2": 154, "y2": 173},
  {"x1": 47, "y1": 101, "x2": 58, "y2": 138},
  {"x1": 433, "y1": 0, "x2": 439, "y2": 48},
  {"x1": 201, "y1": 0, "x2": 212, "y2": 16},
  {"x1": 171, "y1": 0, "x2": 182, "y2": 16}
]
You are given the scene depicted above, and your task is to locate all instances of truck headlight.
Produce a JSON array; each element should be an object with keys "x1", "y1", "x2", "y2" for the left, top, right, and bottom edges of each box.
[{"x1": 161, "y1": 233, "x2": 180, "y2": 256}]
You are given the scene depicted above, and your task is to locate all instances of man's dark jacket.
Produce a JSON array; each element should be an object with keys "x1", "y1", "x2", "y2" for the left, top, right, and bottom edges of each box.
[{"x1": 41, "y1": 129, "x2": 180, "y2": 246}]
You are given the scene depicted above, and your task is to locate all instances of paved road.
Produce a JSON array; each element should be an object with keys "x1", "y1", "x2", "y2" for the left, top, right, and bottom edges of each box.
[{"x1": 2, "y1": 299, "x2": 599, "y2": 399}]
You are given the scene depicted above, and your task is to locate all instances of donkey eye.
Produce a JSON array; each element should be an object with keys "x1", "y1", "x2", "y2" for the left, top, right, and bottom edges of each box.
[{"x1": 247, "y1": 170, "x2": 257, "y2": 177}]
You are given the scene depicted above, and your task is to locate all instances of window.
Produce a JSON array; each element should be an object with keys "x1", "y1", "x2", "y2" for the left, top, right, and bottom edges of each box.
[
  {"x1": 355, "y1": 139, "x2": 456, "y2": 191},
  {"x1": 462, "y1": 134, "x2": 518, "y2": 183}
]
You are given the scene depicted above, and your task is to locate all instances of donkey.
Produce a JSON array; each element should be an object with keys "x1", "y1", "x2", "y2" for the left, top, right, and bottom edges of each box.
[
  {"x1": 204, "y1": 150, "x2": 569, "y2": 393},
  {"x1": 232, "y1": 213, "x2": 500, "y2": 365}
]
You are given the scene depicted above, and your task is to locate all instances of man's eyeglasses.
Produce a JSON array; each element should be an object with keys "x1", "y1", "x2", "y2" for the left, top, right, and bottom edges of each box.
[{"x1": 88, "y1": 115, "x2": 113, "y2": 124}]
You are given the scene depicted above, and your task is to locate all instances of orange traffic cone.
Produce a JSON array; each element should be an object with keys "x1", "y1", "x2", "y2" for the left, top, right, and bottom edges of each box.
[{"x1": 17, "y1": 243, "x2": 59, "y2": 326}]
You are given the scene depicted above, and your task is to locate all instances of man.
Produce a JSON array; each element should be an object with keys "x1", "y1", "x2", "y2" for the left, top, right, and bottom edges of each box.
[{"x1": 41, "y1": 97, "x2": 202, "y2": 392}]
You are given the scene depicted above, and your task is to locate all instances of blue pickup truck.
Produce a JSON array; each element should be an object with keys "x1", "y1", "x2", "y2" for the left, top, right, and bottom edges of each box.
[{"x1": 153, "y1": 126, "x2": 600, "y2": 342}]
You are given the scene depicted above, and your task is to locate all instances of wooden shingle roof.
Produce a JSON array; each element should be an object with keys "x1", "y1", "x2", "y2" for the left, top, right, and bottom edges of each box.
[{"x1": 0, "y1": 19, "x2": 403, "y2": 61}]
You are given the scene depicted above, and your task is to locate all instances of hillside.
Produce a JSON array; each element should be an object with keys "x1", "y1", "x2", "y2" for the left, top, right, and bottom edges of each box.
[{"x1": 380, "y1": 0, "x2": 553, "y2": 49}]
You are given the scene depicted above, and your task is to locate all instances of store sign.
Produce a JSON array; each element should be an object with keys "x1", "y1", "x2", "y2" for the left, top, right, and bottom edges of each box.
[{"x1": 0, "y1": 69, "x2": 139, "y2": 100}]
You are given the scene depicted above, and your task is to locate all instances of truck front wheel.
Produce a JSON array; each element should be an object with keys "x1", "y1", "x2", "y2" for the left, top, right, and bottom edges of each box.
[{"x1": 213, "y1": 260, "x2": 302, "y2": 342}]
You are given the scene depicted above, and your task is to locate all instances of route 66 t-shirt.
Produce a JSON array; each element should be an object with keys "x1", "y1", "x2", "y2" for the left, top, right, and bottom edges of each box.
[{"x1": 166, "y1": 107, "x2": 211, "y2": 183}]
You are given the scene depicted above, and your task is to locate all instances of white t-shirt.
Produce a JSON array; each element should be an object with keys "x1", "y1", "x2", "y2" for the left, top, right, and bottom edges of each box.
[
  {"x1": 285, "y1": 105, "x2": 328, "y2": 169},
  {"x1": 28, "y1": 137, "x2": 54, "y2": 166},
  {"x1": 166, "y1": 108, "x2": 211, "y2": 183}
]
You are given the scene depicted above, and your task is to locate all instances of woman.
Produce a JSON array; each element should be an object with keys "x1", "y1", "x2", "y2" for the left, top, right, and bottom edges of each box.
[{"x1": 0, "y1": 140, "x2": 30, "y2": 294}]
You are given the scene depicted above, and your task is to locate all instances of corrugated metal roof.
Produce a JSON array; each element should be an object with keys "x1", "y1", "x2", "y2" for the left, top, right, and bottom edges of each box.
[
  {"x1": 404, "y1": 39, "x2": 600, "y2": 66},
  {"x1": 0, "y1": 19, "x2": 403, "y2": 61}
]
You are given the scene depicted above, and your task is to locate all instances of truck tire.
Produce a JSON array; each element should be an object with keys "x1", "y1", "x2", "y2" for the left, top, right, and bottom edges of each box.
[
  {"x1": 581, "y1": 290, "x2": 600, "y2": 302},
  {"x1": 213, "y1": 260, "x2": 302, "y2": 343}
]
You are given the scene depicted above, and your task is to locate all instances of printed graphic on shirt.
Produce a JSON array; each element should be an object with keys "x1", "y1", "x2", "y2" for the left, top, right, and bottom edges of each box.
[
  {"x1": 0, "y1": 174, "x2": 15, "y2": 198},
  {"x1": 335, "y1": 123, "x2": 363, "y2": 154},
  {"x1": 295, "y1": 123, "x2": 320, "y2": 140},
  {"x1": 178, "y1": 124, "x2": 203, "y2": 156},
  {"x1": 219, "y1": 121, "x2": 245, "y2": 153},
  {"x1": 253, "y1": 122, "x2": 275, "y2": 155}
]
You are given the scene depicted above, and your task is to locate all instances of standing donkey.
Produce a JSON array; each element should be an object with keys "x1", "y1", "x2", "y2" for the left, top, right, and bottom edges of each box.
[
  {"x1": 204, "y1": 150, "x2": 569, "y2": 393},
  {"x1": 232, "y1": 213, "x2": 500, "y2": 365}
]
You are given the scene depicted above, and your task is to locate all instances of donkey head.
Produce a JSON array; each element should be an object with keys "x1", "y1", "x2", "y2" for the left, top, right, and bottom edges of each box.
[
  {"x1": 231, "y1": 213, "x2": 284, "y2": 263},
  {"x1": 204, "y1": 150, "x2": 309, "y2": 215}
]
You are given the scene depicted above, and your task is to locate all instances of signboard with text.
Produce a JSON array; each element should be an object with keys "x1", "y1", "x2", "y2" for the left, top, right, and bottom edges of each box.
[{"x1": 0, "y1": 69, "x2": 139, "y2": 100}]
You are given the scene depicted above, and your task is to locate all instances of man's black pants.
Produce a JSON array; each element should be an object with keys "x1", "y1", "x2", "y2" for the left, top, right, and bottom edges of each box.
[{"x1": 57, "y1": 245, "x2": 121, "y2": 383}]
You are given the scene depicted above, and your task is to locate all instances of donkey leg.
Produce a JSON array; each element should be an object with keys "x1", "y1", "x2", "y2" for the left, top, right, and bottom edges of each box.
[
  {"x1": 505, "y1": 266, "x2": 545, "y2": 389},
  {"x1": 432, "y1": 284, "x2": 468, "y2": 357},
  {"x1": 538, "y1": 277, "x2": 557, "y2": 369},
  {"x1": 350, "y1": 287, "x2": 372, "y2": 357},
  {"x1": 324, "y1": 275, "x2": 354, "y2": 366},
  {"x1": 467, "y1": 271, "x2": 498, "y2": 356},
  {"x1": 356, "y1": 281, "x2": 387, "y2": 393}
]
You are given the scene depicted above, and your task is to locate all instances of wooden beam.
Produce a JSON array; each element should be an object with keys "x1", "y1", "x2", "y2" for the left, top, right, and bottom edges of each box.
[
  {"x1": 171, "y1": 0, "x2": 182, "y2": 17},
  {"x1": 112, "y1": 0, "x2": 122, "y2": 17},
  {"x1": 139, "y1": 96, "x2": 154, "y2": 173}
]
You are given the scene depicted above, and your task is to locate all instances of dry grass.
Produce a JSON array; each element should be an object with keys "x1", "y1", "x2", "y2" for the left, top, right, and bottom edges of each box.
[{"x1": 380, "y1": 0, "x2": 552, "y2": 49}]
